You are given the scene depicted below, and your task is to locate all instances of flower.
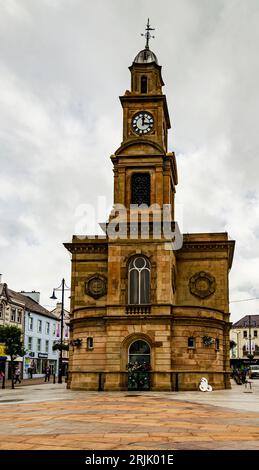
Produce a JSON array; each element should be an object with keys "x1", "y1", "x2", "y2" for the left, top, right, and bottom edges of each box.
[
  {"x1": 126, "y1": 361, "x2": 151, "y2": 372},
  {"x1": 202, "y1": 335, "x2": 214, "y2": 346},
  {"x1": 71, "y1": 338, "x2": 82, "y2": 347}
]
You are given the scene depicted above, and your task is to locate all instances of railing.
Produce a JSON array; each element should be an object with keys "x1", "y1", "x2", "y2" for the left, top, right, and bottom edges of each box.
[{"x1": 126, "y1": 304, "x2": 151, "y2": 314}]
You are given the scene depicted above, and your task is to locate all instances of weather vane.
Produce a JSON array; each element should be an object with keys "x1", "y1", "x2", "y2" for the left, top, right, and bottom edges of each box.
[{"x1": 141, "y1": 18, "x2": 155, "y2": 50}]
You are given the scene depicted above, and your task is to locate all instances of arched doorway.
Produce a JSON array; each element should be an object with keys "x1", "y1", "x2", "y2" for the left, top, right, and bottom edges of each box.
[{"x1": 127, "y1": 340, "x2": 151, "y2": 391}]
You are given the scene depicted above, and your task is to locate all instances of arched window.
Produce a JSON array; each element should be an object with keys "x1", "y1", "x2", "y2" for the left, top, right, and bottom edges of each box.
[
  {"x1": 128, "y1": 256, "x2": 151, "y2": 304},
  {"x1": 131, "y1": 173, "x2": 150, "y2": 206},
  {"x1": 128, "y1": 340, "x2": 150, "y2": 366},
  {"x1": 141, "y1": 75, "x2": 148, "y2": 93}
]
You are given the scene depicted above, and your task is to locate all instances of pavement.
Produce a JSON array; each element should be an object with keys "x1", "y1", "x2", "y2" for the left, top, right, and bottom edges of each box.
[
  {"x1": 0, "y1": 379, "x2": 259, "y2": 450},
  {"x1": 2, "y1": 376, "x2": 57, "y2": 388}
]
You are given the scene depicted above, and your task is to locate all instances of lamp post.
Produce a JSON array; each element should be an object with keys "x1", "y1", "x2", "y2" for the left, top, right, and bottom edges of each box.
[
  {"x1": 244, "y1": 315, "x2": 256, "y2": 368},
  {"x1": 50, "y1": 278, "x2": 70, "y2": 384}
]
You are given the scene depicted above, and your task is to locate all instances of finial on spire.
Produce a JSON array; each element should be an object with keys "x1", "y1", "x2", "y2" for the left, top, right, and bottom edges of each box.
[{"x1": 141, "y1": 18, "x2": 155, "y2": 50}]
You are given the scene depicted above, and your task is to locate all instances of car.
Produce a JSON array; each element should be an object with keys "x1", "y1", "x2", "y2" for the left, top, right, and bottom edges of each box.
[{"x1": 249, "y1": 365, "x2": 259, "y2": 379}]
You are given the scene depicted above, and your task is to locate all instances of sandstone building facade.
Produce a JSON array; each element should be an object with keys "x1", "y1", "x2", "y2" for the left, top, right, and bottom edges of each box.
[{"x1": 65, "y1": 39, "x2": 235, "y2": 391}]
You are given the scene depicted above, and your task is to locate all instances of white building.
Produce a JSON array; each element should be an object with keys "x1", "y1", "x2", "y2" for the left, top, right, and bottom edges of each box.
[
  {"x1": 20, "y1": 292, "x2": 59, "y2": 378},
  {"x1": 230, "y1": 314, "x2": 259, "y2": 366},
  {"x1": 50, "y1": 302, "x2": 70, "y2": 375}
]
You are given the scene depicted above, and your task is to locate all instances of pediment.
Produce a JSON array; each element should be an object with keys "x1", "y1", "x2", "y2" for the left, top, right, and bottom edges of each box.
[{"x1": 114, "y1": 139, "x2": 165, "y2": 157}]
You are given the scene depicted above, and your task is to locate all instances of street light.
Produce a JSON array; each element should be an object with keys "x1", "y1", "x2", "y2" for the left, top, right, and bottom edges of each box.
[
  {"x1": 50, "y1": 278, "x2": 70, "y2": 384},
  {"x1": 244, "y1": 315, "x2": 256, "y2": 368}
]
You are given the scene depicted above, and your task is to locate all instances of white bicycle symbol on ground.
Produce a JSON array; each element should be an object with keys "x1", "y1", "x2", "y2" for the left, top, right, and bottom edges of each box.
[{"x1": 199, "y1": 377, "x2": 213, "y2": 392}]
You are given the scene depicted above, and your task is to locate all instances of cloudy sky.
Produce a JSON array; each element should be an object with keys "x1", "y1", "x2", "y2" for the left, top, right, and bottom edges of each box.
[{"x1": 0, "y1": 0, "x2": 259, "y2": 322}]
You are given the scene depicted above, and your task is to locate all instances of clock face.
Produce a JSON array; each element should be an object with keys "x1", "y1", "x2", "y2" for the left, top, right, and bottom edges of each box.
[{"x1": 132, "y1": 112, "x2": 154, "y2": 135}]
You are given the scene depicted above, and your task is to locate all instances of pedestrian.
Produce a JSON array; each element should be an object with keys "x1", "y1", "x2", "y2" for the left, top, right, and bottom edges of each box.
[
  {"x1": 27, "y1": 366, "x2": 33, "y2": 379},
  {"x1": 241, "y1": 367, "x2": 248, "y2": 384},
  {"x1": 14, "y1": 366, "x2": 21, "y2": 384},
  {"x1": 44, "y1": 366, "x2": 51, "y2": 382}
]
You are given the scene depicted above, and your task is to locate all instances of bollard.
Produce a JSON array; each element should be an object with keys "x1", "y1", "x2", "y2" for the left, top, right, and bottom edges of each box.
[
  {"x1": 53, "y1": 373, "x2": 56, "y2": 384},
  {"x1": 1, "y1": 374, "x2": 5, "y2": 389},
  {"x1": 98, "y1": 372, "x2": 103, "y2": 391}
]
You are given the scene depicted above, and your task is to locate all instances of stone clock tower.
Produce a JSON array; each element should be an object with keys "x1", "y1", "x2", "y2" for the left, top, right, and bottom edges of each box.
[{"x1": 65, "y1": 22, "x2": 235, "y2": 391}]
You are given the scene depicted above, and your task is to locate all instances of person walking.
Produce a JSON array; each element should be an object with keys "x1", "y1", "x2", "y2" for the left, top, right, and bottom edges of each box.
[
  {"x1": 44, "y1": 366, "x2": 51, "y2": 382},
  {"x1": 27, "y1": 366, "x2": 33, "y2": 379},
  {"x1": 14, "y1": 366, "x2": 21, "y2": 384}
]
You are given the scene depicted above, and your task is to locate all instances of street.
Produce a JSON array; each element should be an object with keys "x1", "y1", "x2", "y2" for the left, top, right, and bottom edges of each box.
[{"x1": 0, "y1": 380, "x2": 259, "y2": 450}]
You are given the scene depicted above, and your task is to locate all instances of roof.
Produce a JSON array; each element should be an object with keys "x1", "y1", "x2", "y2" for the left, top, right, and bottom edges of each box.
[
  {"x1": 6, "y1": 287, "x2": 57, "y2": 320},
  {"x1": 134, "y1": 48, "x2": 158, "y2": 64},
  {"x1": 232, "y1": 315, "x2": 259, "y2": 328},
  {"x1": 50, "y1": 304, "x2": 70, "y2": 322}
]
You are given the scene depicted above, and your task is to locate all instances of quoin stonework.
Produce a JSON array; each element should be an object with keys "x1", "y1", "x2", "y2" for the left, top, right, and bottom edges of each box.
[{"x1": 65, "y1": 24, "x2": 235, "y2": 391}]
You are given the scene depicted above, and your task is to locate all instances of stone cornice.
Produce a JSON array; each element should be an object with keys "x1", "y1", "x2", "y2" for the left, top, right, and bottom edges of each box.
[
  {"x1": 71, "y1": 303, "x2": 228, "y2": 315},
  {"x1": 171, "y1": 317, "x2": 228, "y2": 327},
  {"x1": 178, "y1": 239, "x2": 235, "y2": 269},
  {"x1": 172, "y1": 304, "x2": 228, "y2": 315},
  {"x1": 70, "y1": 315, "x2": 228, "y2": 327},
  {"x1": 113, "y1": 138, "x2": 165, "y2": 157},
  {"x1": 70, "y1": 303, "x2": 229, "y2": 326},
  {"x1": 119, "y1": 94, "x2": 171, "y2": 129},
  {"x1": 64, "y1": 241, "x2": 108, "y2": 254}
]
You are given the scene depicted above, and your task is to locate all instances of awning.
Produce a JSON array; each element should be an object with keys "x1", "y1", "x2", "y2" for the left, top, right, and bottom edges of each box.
[{"x1": 5, "y1": 356, "x2": 23, "y2": 362}]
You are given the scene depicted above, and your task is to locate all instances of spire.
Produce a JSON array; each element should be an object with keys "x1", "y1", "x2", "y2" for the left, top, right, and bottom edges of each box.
[{"x1": 141, "y1": 18, "x2": 155, "y2": 50}]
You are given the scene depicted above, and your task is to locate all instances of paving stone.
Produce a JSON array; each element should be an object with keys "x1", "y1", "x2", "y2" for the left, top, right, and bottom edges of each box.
[{"x1": 0, "y1": 382, "x2": 259, "y2": 449}]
